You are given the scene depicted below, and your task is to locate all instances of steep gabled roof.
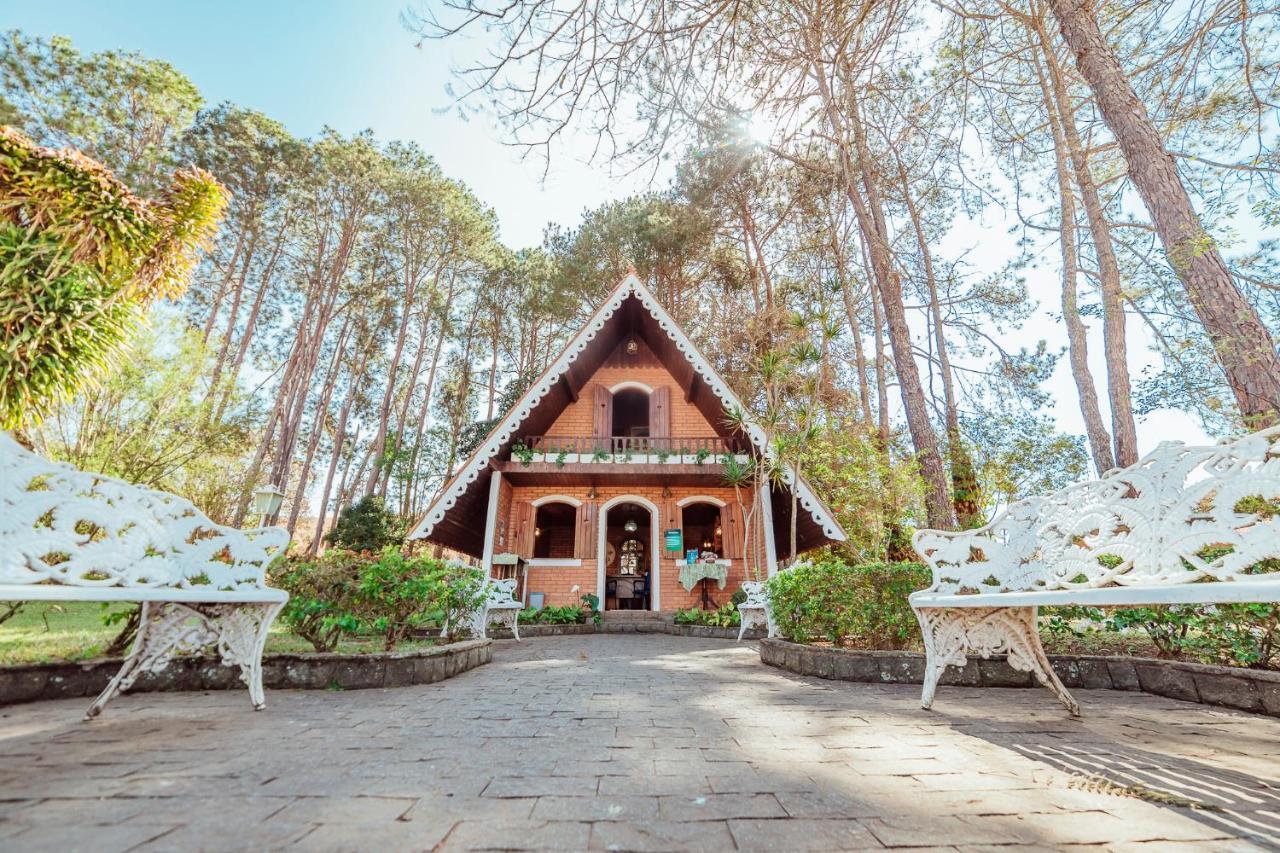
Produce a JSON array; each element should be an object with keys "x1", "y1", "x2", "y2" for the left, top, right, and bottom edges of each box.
[{"x1": 408, "y1": 273, "x2": 846, "y2": 556}]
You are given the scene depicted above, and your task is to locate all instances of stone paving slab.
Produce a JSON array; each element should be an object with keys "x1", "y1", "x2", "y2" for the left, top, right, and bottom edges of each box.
[{"x1": 0, "y1": 635, "x2": 1278, "y2": 851}]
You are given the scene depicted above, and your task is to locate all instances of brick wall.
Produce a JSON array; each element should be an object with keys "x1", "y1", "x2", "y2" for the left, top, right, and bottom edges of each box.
[
  {"x1": 493, "y1": 476, "x2": 514, "y2": 554},
  {"x1": 544, "y1": 349, "x2": 718, "y2": 439}
]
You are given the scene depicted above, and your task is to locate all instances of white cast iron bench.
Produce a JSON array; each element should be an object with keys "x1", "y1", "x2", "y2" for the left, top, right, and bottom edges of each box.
[
  {"x1": 737, "y1": 580, "x2": 773, "y2": 641},
  {"x1": 475, "y1": 577, "x2": 522, "y2": 640},
  {"x1": 446, "y1": 576, "x2": 522, "y2": 641},
  {"x1": 911, "y1": 426, "x2": 1280, "y2": 716},
  {"x1": 0, "y1": 434, "x2": 290, "y2": 719}
]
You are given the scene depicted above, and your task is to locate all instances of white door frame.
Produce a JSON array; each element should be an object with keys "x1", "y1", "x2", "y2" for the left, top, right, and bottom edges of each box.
[{"x1": 598, "y1": 494, "x2": 661, "y2": 611}]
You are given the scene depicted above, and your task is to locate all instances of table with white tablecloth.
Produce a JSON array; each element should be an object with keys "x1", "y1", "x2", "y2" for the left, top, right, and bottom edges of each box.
[{"x1": 679, "y1": 560, "x2": 729, "y2": 608}]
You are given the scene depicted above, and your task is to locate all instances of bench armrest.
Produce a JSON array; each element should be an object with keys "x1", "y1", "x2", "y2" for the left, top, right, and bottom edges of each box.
[{"x1": 911, "y1": 497, "x2": 1051, "y2": 596}]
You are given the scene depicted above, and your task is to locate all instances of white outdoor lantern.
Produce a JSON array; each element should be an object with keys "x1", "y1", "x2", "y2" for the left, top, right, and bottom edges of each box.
[{"x1": 251, "y1": 484, "x2": 286, "y2": 527}]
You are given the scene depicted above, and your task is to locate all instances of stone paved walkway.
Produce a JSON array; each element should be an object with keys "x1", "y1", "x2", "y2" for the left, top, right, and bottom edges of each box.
[{"x1": 1, "y1": 635, "x2": 1279, "y2": 852}]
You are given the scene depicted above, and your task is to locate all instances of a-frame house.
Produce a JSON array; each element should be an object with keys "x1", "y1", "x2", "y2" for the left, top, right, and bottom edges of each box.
[{"x1": 407, "y1": 274, "x2": 845, "y2": 612}]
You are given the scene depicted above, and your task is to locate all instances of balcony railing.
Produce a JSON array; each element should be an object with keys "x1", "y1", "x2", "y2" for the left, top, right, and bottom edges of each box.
[{"x1": 519, "y1": 435, "x2": 748, "y2": 459}]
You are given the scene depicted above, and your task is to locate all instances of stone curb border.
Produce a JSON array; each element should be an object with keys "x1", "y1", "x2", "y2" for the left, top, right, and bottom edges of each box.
[
  {"x1": 759, "y1": 638, "x2": 1280, "y2": 717},
  {"x1": 488, "y1": 622, "x2": 764, "y2": 640},
  {"x1": 0, "y1": 639, "x2": 492, "y2": 708}
]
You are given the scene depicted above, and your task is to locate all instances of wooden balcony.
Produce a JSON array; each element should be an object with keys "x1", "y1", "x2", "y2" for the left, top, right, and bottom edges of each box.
[
  {"x1": 521, "y1": 435, "x2": 748, "y2": 458},
  {"x1": 495, "y1": 435, "x2": 751, "y2": 486}
]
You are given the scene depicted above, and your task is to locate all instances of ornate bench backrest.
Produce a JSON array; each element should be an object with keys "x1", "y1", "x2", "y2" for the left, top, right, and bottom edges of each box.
[
  {"x1": 740, "y1": 581, "x2": 768, "y2": 608},
  {"x1": 914, "y1": 427, "x2": 1280, "y2": 595},
  {"x1": 486, "y1": 577, "x2": 520, "y2": 606},
  {"x1": 0, "y1": 433, "x2": 289, "y2": 590}
]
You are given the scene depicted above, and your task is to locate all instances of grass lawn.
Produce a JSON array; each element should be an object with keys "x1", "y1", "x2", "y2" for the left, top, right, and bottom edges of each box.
[{"x1": 0, "y1": 601, "x2": 437, "y2": 665}]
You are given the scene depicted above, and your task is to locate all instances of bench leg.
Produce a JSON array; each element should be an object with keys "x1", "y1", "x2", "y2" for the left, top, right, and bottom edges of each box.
[
  {"x1": 510, "y1": 610, "x2": 521, "y2": 642},
  {"x1": 915, "y1": 606, "x2": 1081, "y2": 717},
  {"x1": 84, "y1": 601, "x2": 284, "y2": 720},
  {"x1": 736, "y1": 608, "x2": 766, "y2": 642},
  {"x1": 85, "y1": 601, "x2": 165, "y2": 720},
  {"x1": 211, "y1": 602, "x2": 285, "y2": 711}
]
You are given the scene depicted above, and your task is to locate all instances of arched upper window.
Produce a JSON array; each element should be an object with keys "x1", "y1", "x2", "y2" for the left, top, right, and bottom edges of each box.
[{"x1": 611, "y1": 388, "x2": 650, "y2": 437}]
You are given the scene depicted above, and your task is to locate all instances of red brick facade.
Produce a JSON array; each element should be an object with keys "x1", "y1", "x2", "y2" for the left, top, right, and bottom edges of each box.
[
  {"x1": 488, "y1": 338, "x2": 770, "y2": 611},
  {"x1": 544, "y1": 337, "x2": 719, "y2": 440}
]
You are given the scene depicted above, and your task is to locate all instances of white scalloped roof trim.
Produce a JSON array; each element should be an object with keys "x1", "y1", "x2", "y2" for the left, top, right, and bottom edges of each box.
[
  {"x1": 626, "y1": 280, "x2": 846, "y2": 543},
  {"x1": 408, "y1": 274, "x2": 847, "y2": 544}
]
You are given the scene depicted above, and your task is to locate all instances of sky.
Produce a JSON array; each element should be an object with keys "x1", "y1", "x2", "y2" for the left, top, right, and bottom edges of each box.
[
  {"x1": 1, "y1": 0, "x2": 1213, "y2": 455},
  {"x1": 0, "y1": 0, "x2": 652, "y2": 248}
]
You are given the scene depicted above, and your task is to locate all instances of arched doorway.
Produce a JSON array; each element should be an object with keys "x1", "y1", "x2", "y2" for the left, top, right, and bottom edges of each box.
[{"x1": 598, "y1": 495, "x2": 661, "y2": 611}]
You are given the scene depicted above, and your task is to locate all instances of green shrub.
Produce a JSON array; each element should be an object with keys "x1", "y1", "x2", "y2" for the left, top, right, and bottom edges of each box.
[
  {"x1": 766, "y1": 559, "x2": 931, "y2": 648},
  {"x1": 324, "y1": 495, "x2": 405, "y2": 553},
  {"x1": 276, "y1": 551, "x2": 363, "y2": 652},
  {"x1": 353, "y1": 549, "x2": 485, "y2": 649},
  {"x1": 1047, "y1": 603, "x2": 1280, "y2": 670},
  {"x1": 1186, "y1": 604, "x2": 1280, "y2": 669}
]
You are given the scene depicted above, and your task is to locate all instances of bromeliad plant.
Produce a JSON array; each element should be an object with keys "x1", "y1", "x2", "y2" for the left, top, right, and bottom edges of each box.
[
  {"x1": 0, "y1": 127, "x2": 226, "y2": 429},
  {"x1": 674, "y1": 604, "x2": 741, "y2": 628}
]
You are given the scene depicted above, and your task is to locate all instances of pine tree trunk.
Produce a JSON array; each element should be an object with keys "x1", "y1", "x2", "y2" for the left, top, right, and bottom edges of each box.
[
  {"x1": 365, "y1": 273, "x2": 422, "y2": 497},
  {"x1": 832, "y1": 219, "x2": 874, "y2": 425},
  {"x1": 309, "y1": 343, "x2": 372, "y2": 555},
  {"x1": 1039, "y1": 53, "x2": 1116, "y2": 475},
  {"x1": 403, "y1": 274, "x2": 459, "y2": 501},
  {"x1": 286, "y1": 318, "x2": 350, "y2": 535},
  {"x1": 384, "y1": 309, "x2": 434, "y2": 500},
  {"x1": 201, "y1": 226, "x2": 247, "y2": 345},
  {"x1": 1050, "y1": 0, "x2": 1280, "y2": 427},
  {"x1": 844, "y1": 106, "x2": 954, "y2": 530},
  {"x1": 215, "y1": 215, "x2": 291, "y2": 421},
  {"x1": 1037, "y1": 24, "x2": 1138, "y2": 465},
  {"x1": 205, "y1": 231, "x2": 253, "y2": 399},
  {"x1": 485, "y1": 317, "x2": 500, "y2": 420},
  {"x1": 897, "y1": 157, "x2": 982, "y2": 527}
]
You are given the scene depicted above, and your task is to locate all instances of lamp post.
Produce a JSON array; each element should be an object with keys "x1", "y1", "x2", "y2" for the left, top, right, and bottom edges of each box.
[{"x1": 251, "y1": 484, "x2": 286, "y2": 528}]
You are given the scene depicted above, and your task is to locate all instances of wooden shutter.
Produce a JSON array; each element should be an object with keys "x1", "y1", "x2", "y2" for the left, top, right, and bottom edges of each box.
[
  {"x1": 649, "y1": 386, "x2": 670, "y2": 438},
  {"x1": 722, "y1": 501, "x2": 744, "y2": 559},
  {"x1": 513, "y1": 501, "x2": 535, "y2": 558},
  {"x1": 576, "y1": 501, "x2": 598, "y2": 560},
  {"x1": 661, "y1": 501, "x2": 680, "y2": 555},
  {"x1": 663, "y1": 500, "x2": 680, "y2": 532},
  {"x1": 592, "y1": 385, "x2": 612, "y2": 438}
]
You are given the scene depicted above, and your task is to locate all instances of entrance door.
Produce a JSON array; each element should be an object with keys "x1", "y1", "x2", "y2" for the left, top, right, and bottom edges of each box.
[{"x1": 600, "y1": 499, "x2": 657, "y2": 610}]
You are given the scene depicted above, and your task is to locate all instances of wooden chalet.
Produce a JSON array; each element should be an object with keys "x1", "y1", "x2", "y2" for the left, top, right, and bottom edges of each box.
[{"x1": 407, "y1": 274, "x2": 845, "y2": 611}]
